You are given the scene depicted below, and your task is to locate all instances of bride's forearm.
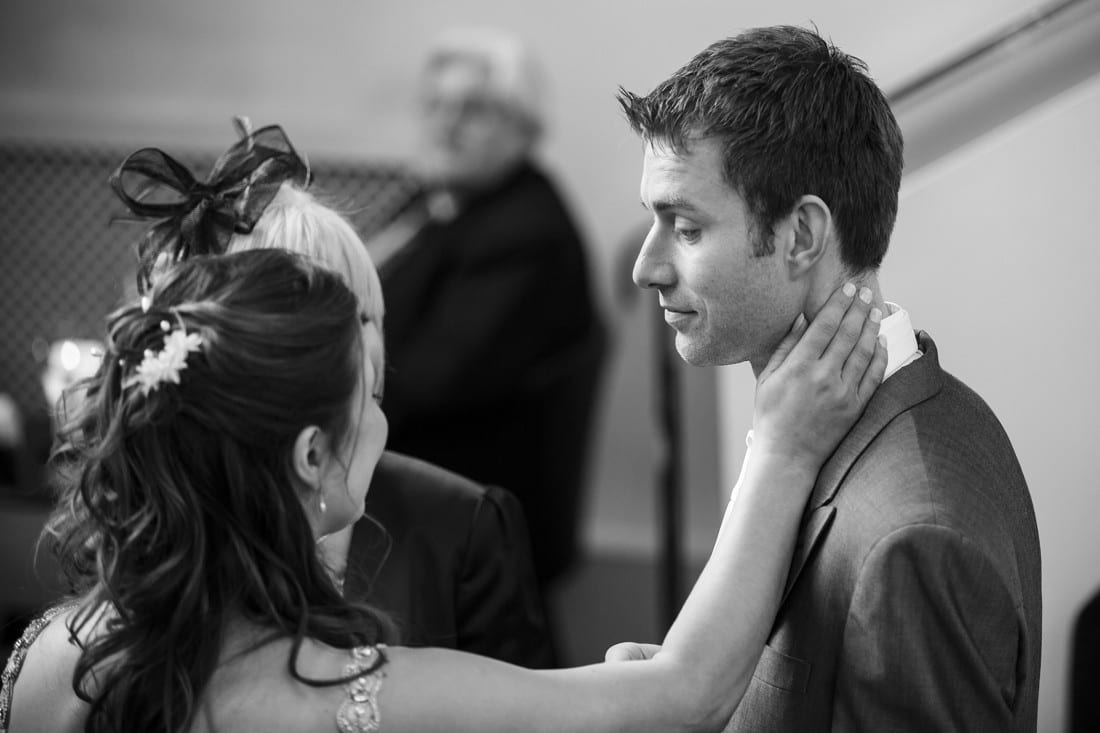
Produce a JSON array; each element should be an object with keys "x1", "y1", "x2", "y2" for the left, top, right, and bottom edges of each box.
[
  {"x1": 656, "y1": 454, "x2": 816, "y2": 726},
  {"x1": 378, "y1": 456, "x2": 818, "y2": 733}
]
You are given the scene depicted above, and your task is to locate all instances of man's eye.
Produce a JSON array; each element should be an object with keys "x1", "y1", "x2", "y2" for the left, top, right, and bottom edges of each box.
[{"x1": 676, "y1": 227, "x2": 701, "y2": 242}]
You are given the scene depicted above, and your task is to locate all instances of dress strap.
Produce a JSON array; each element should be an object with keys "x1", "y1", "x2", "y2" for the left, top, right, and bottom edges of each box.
[
  {"x1": 335, "y1": 644, "x2": 386, "y2": 733},
  {"x1": 0, "y1": 603, "x2": 77, "y2": 732}
]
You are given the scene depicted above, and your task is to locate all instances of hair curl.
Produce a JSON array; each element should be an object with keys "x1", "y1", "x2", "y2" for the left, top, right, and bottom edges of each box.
[
  {"x1": 618, "y1": 25, "x2": 903, "y2": 271},
  {"x1": 45, "y1": 248, "x2": 392, "y2": 733}
]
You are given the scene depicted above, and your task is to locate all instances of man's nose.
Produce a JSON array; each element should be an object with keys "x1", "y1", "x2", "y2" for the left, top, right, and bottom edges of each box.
[{"x1": 632, "y1": 225, "x2": 674, "y2": 290}]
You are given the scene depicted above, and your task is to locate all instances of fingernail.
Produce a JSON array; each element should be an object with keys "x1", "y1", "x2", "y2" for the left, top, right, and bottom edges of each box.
[
  {"x1": 878, "y1": 335, "x2": 887, "y2": 348},
  {"x1": 843, "y1": 282, "x2": 856, "y2": 297},
  {"x1": 870, "y1": 307, "x2": 882, "y2": 323},
  {"x1": 794, "y1": 313, "x2": 807, "y2": 330},
  {"x1": 859, "y1": 287, "x2": 872, "y2": 304}
]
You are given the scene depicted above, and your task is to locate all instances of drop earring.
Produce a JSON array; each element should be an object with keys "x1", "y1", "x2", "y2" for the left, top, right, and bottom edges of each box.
[{"x1": 319, "y1": 495, "x2": 327, "y2": 515}]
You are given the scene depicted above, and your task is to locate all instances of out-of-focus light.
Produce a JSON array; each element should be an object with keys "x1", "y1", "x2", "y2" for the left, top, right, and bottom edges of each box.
[
  {"x1": 42, "y1": 338, "x2": 105, "y2": 411},
  {"x1": 60, "y1": 341, "x2": 82, "y2": 371}
]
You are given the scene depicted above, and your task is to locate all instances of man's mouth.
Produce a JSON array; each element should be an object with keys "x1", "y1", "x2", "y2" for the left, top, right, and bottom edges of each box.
[{"x1": 662, "y1": 308, "x2": 695, "y2": 329}]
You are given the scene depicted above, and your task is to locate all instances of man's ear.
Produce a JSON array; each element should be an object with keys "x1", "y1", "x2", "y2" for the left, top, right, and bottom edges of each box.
[
  {"x1": 782, "y1": 195, "x2": 832, "y2": 280},
  {"x1": 292, "y1": 426, "x2": 326, "y2": 490}
]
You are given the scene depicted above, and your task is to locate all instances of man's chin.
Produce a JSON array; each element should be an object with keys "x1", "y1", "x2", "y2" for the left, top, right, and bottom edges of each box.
[
  {"x1": 674, "y1": 334, "x2": 745, "y2": 367},
  {"x1": 674, "y1": 335, "x2": 715, "y2": 367}
]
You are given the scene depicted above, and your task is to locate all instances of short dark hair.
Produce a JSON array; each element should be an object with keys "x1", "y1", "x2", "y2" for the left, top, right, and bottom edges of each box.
[{"x1": 618, "y1": 25, "x2": 903, "y2": 271}]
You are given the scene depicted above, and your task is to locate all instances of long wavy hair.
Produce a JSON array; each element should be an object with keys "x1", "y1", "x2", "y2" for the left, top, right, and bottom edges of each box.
[{"x1": 45, "y1": 248, "x2": 393, "y2": 732}]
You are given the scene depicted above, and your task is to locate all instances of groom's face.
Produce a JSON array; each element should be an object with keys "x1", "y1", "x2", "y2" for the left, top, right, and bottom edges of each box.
[{"x1": 632, "y1": 136, "x2": 799, "y2": 371}]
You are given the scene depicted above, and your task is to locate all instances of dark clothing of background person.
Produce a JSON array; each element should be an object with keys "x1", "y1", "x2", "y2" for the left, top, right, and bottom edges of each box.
[
  {"x1": 1071, "y1": 586, "x2": 1100, "y2": 733},
  {"x1": 345, "y1": 451, "x2": 554, "y2": 669},
  {"x1": 378, "y1": 160, "x2": 606, "y2": 591}
]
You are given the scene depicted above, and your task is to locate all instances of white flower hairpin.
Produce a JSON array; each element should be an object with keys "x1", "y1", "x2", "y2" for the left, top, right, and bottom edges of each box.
[{"x1": 123, "y1": 319, "x2": 204, "y2": 397}]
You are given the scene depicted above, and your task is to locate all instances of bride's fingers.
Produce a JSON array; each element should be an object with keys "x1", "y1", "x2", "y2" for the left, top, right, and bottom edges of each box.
[
  {"x1": 839, "y1": 306, "x2": 882, "y2": 386},
  {"x1": 605, "y1": 642, "x2": 661, "y2": 662},
  {"x1": 786, "y1": 283, "x2": 858, "y2": 366},
  {"x1": 857, "y1": 334, "x2": 889, "y2": 403},
  {"x1": 820, "y1": 286, "x2": 874, "y2": 371},
  {"x1": 758, "y1": 313, "x2": 807, "y2": 381}
]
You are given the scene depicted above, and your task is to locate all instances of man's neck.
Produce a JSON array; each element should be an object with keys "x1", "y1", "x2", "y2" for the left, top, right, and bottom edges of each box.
[
  {"x1": 749, "y1": 272, "x2": 887, "y2": 378},
  {"x1": 843, "y1": 271, "x2": 886, "y2": 315}
]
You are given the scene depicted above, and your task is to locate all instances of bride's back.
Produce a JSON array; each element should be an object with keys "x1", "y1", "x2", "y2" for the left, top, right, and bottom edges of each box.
[{"x1": 6, "y1": 606, "x2": 367, "y2": 733}]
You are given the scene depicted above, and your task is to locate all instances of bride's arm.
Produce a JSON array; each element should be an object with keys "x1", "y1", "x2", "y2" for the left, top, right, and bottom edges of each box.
[{"x1": 375, "y1": 284, "x2": 886, "y2": 733}]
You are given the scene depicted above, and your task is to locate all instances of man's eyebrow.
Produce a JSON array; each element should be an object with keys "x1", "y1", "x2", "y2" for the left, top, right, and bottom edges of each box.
[{"x1": 641, "y1": 195, "x2": 699, "y2": 214}]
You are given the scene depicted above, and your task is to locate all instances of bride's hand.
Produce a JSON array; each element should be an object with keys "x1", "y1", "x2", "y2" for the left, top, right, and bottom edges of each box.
[{"x1": 752, "y1": 283, "x2": 887, "y2": 473}]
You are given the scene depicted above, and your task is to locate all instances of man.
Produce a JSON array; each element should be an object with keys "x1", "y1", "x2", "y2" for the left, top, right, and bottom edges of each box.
[
  {"x1": 373, "y1": 28, "x2": 606, "y2": 600},
  {"x1": 610, "y1": 26, "x2": 1042, "y2": 731}
]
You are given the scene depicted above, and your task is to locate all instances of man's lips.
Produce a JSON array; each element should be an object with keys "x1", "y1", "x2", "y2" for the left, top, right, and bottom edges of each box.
[{"x1": 661, "y1": 306, "x2": 696, "y2": 328}]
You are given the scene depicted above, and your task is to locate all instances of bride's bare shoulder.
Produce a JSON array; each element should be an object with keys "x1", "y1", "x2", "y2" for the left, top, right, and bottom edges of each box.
[
  {"x1": 195, "y1": 636, "x2": 386, "y2": 733},
  {"x1": 6, "y1": 604, "x2": 90, "y2": 733}
]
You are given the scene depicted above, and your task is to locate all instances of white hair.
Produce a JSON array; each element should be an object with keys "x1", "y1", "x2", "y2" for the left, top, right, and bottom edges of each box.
[
  {"x1": 427, "y1": 27, "x2": 548, "y2": 137},
  {"x1": 228, "y1": 183, "x2": 385, "y2": 322}
]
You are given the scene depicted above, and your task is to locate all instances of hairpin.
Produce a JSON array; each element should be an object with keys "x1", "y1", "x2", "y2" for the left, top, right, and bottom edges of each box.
[{"x1": 122, "y1": 324, "x2": 204, "y2": 397}]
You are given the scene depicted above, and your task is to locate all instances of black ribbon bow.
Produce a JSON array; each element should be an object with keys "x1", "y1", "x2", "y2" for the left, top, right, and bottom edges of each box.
[{"x1": 110, "y1": 120, "x2": 311, "y2": 289}]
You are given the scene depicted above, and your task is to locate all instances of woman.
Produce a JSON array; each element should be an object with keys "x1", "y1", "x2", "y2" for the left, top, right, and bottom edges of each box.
[{"x1": 0, "y1": 141, "x2": 886, "y2": 733}]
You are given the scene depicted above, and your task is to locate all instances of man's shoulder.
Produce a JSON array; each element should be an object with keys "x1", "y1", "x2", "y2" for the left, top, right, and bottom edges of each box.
[
  {"x1": 834, "y1": 362, "x2": 1033, "y2": 545},
  {"x1": 368, "y1": 451, "x2": 488, "y2": 507},
  {"x1": 365, "y1": 451, "x2": 527, "y2": 527},
  {"x1": 905, "y1": 366, "x2": 1019, "y2": 469},
  {"x1": 851, "y1": 370, "x2": 1024, "y2": 489},
  {"x1": 869, "y1": 334, "x2": 1015, "y2": 458}
]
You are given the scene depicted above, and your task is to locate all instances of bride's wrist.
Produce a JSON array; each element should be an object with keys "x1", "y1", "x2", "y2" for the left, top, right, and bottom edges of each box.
[
  {"x1": 750, "y1": 435, "x2": 823, "y2": 474},
  {"x1": 741, "y1": 449, "x2": 819, "y2": 497}
]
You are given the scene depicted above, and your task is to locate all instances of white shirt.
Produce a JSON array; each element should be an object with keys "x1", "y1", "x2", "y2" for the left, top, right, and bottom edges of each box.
[
  {"x1": 715, "y1": 304, "x2": 921, "y2": 541},
  {"x1": 877, "y1": 303, "x2": 921, "y2": 380}
]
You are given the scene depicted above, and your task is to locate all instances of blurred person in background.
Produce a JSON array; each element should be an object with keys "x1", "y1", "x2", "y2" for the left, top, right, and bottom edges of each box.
[
  {"x1": 1071, "y1": 586, "x2": 1100, "y2": 732},
  {"x1": 368, "y1": 29, "x2": 607, "y2": 630}
]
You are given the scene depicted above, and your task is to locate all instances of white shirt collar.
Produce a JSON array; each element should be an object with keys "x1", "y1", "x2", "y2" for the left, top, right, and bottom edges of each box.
[{"x1": 878, "y1": 302, "x2": 921, "y2": 380}]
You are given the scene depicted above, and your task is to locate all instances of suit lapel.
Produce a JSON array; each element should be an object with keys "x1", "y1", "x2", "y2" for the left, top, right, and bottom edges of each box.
[
  {"x1": 780, "y1": 331, "x2": 944, "y2": 600},
  {"x1": 782, "y1": 505, "x2": 835, "y2": 604},
  {"x1": 808, "y1": 331, "x2": 943, "y2": 509}
]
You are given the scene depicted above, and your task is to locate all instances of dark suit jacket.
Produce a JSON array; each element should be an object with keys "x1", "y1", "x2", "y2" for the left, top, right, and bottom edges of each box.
[
  {"x1": 726, "y1": 333, "x2": 1042, "y2": 732},
  {"x1": 344, "y1": 451, "x2": 555, "y2": 668},
  {"x1": 1070, "y1": 587, "x2": 1100, "y2": 732},
  {"x1": 379, "y1": 161, "x2": 605, "y2": 585}
]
